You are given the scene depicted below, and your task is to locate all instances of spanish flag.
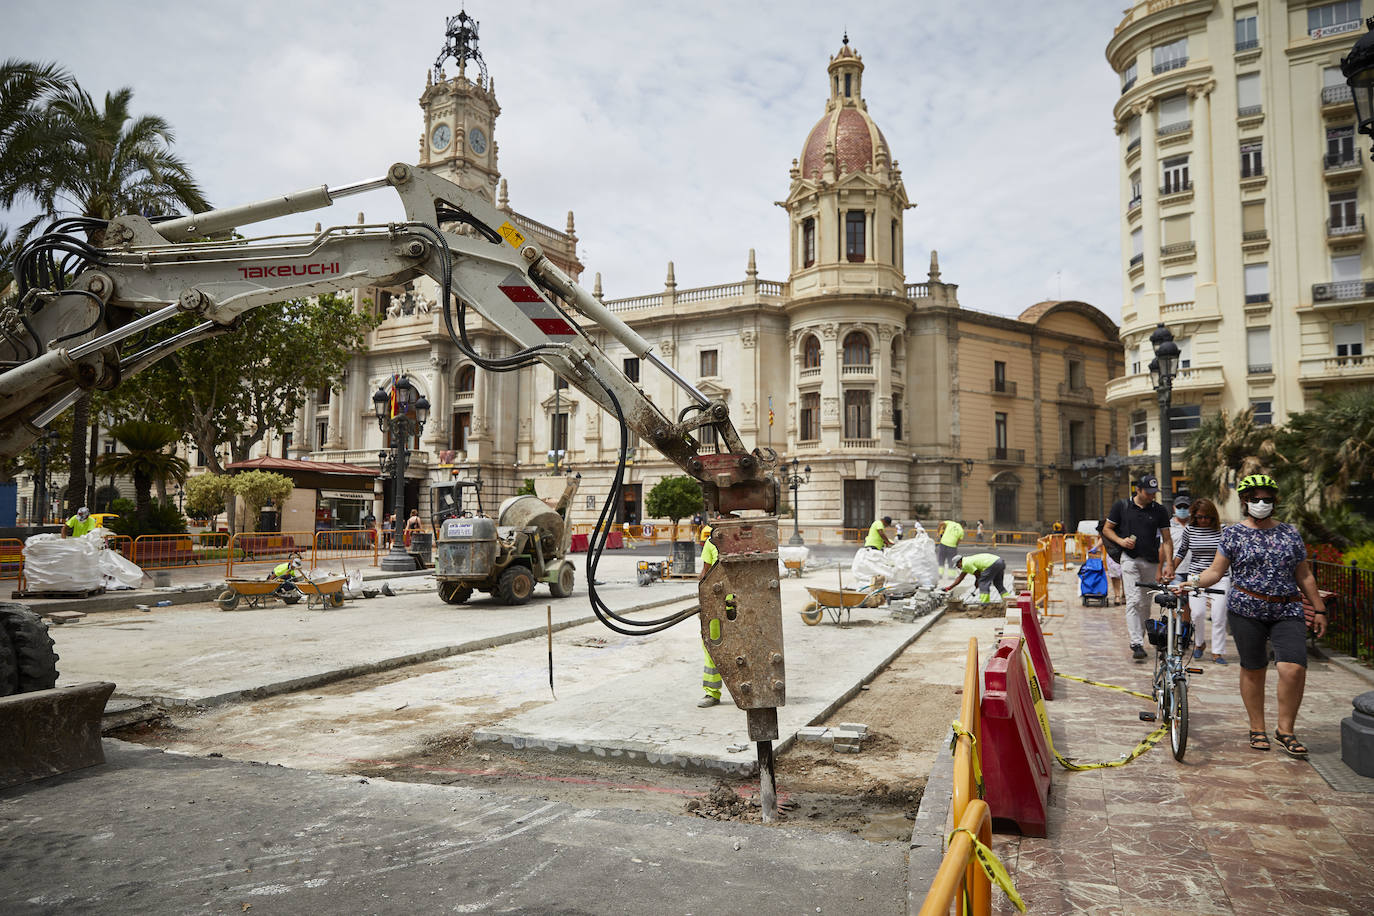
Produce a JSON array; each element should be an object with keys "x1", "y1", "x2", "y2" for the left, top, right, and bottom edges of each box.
[
  {"x1": 768, "y1": 396, "x2": 774, "y2": 427},
  {"x1": 389, "y1": 375, "x2": 399, "y2": 418}
]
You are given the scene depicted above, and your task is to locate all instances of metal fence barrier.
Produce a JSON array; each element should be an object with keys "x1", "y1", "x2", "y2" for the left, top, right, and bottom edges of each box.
[{"x1": 1312, "y1": 560, "x2": 1374, "y2": 662}]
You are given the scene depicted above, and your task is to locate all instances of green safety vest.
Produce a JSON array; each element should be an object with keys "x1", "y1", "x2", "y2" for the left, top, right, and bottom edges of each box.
[
  {"x1": 865, "y1": 520, "x2": 887, "y2": 549},
  {"x1": 67, "y1": 515, "x2": 97, "y2": 537},
  {"x1": 701, "y1": 539, "x2": 718, "y2": 566},
  {"x1": 959, "y1": 553, "x2": 1001, "y2": 574},
  {"x1": 940, "y1": 521, "x2": 964, "y2": 547}
]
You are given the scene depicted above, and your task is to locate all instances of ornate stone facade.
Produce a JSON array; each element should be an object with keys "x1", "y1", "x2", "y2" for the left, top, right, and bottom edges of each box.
[{"x1": 282, "y1": 32, "x2": 1124, "y2": 532}]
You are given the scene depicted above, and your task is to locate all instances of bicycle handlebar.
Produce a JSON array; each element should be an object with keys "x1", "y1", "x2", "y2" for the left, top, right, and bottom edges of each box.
[{"x1": 1135, "y1": 582, "x2": 1226, "y2": 595}]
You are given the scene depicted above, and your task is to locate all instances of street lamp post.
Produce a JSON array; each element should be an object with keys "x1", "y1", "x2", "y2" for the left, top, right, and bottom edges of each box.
[
  {"x1": 1148, "y1": 323, "x2": 1180, "y2": 500},
  {"x1": 373, "y1": 376, "x2": 430, "y2": 571},
  {"x1": 33, "y1": 428, "x2": 58, "y2": 526},
  {"x1": 1342, "y1": 18, "x2": 1374, "y2": 152},
  {"x1": 785, "y1": 458, "x2": 811, "y2": 546}
]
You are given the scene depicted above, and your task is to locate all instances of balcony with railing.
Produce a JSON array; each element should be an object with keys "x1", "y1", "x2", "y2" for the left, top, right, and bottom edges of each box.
[
  {"x1": 1160, "y1": 179, "x2": 1193, "y2": 200},
  {"x1": 1244, "y1": 292, "x2": 1270, "y2": 305},
  {"x1": 1322, "y1": 84, "x2": 1354, "y2": 110},
  {"x1": 1127, "y1": 195, "x2": 1142, "y2": 214},
  {"x1": 1157, "y1": 120, "x2": 1192, "y2": 137},
  {"x1": 1161, "y1": 299, "x2": 1195, "y2": 318},
  {"x1": 1242, "y1": 229, "x2": 1268, "y2": 243},
  {"x1": 1129, "y1": 252, "x2": 1144, "y2": 267},
  {"x1": 799, "y1": 366, "x2": 822, "y2": 380},
  {"x1": 1313, "y1": 278, "x2": 1374, "y2": 304},
  {"x1": 1152, "y1": 57, "x2": 1188, "y2": 75},
  {"x1": 1235, "y1": 37, "x2": 1260, "y2": 52},
  {"x1": 454, "y1": 389, "x2": 474, "y2": 403},
  {"x1": 990, "y1": 379, "x2": 1018, "y2": 397},
  {"x1": 1327, "y1": 215, "x2": 1366, "y2": 243},
  {"x1": 1237, "y1": 104, "x2": 1263, "y2": 120},
  {"x1": 841, "y1": 363, "x2": 874, "y2": 377},
  {"x1": 1161, "y1": 240, "x2": 1196, "y2": 262},
  {"x1": 988, "y1": 446, "x2": 1025, "y2": 463},
  {"x1": 1247, "y1": 362, "x2": 1273, "y2": 375},
  {"x1": 1171, "y1": 365, "x2": 1226, "y2": 393},
  {"x1": 1127, "y1": 137, "x2": 1141, "y2": 155},
  {"x1": 905, "y1": 283, "x2": 930, "y2": 300},
  {"x1": 1325, "y1": 149, "x2": 1363, "y2": 176},
  {"x1": 1121, "y1": 76, "x2": 1137, "y2": 94},
  {"x1": 1300, "y1": 353, "x2": 1374, "y2": 382},
  {"x1": 842, "y1": 438, "x2": 878, "y2": 449}
]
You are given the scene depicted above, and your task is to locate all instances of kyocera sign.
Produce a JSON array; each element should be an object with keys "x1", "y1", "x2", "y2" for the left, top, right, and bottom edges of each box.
[{"x1": 238, "y1": 262, "x2": 341, "y2": 279}]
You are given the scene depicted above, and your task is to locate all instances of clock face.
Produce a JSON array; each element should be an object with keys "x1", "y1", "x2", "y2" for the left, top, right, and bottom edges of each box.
[
  {"x1": 468, "y1": 127, "x2": 487, "y2": 155},
  {"x1": 430, "y1": 123, "x2": 452, "y2": 151}
]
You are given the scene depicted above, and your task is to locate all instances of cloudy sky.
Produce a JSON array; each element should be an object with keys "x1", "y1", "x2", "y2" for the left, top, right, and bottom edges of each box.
[{"x1": 6, "y1": 0, "x2": 1128, "y2": 320}]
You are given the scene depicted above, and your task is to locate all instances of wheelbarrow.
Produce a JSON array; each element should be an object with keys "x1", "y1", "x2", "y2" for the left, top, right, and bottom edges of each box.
[
  {"x1": 782, "y1": 558, "x2": 805, "y2": 578},
  {"x1": 217, "y1": 574, "x2": 347, "y2": 611},
  {"x1": 800, "y1": 583, "x2": 889, "y2": 626}
]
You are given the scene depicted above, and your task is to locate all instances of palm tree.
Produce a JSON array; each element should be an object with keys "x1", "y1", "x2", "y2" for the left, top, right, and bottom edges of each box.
[
  {"x1": 7, "y1": 81, "x2": 211, "y2": 515},
  {"x1": 0, "y1": 59, "x2": 72, "y2": 217},
  {"x1": 96, "y1": 420, "x2": 189, "y2": 523},
  {"x1": 1180, "y1": 407, "x2": 1280, "y2": 503}
]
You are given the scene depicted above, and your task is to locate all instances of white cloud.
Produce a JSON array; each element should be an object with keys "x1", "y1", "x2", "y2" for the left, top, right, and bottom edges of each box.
[{"x1": 4, "y1": 0, "x2": 1128, "y2": 320}]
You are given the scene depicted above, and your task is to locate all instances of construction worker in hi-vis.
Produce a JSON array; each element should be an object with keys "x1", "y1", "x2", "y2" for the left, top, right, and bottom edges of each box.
[{"x1": 697, "y1": 526, "x2": 724, "y2": 708}]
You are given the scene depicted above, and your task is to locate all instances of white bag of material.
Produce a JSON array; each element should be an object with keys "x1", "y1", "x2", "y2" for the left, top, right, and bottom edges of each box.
[
  {"x1": 885, "y1": 535, "x2": 939, "y2": 589},
  {"x1": 850, "y1": 547, "x2": 895, "y2": 588},
  {"x1": 22, "y1": 532, "x2": 103, "y2": 591},
  {"x1": 98, "y1": 541, "x2": 145, "y2": 590},
  {"x1": 777, "y1": 545, "x2": 810, "y2": 575}
]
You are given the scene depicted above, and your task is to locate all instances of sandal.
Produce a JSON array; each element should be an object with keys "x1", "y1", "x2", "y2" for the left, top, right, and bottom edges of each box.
[
  {"x1": 1248, "y1": 730, "x2": 1270, "y2": 751},
  {"x1": 1274, "y1": 732, "x2": 1309, "y2": 759}
]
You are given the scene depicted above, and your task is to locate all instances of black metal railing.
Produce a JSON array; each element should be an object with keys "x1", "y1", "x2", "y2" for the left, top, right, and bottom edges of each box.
[
  {"x1": 1160, "y1": 179, "x2": 1193, "y2": 196},
  {"x1": 1121, "y1": 75, "x2": 1137, "y2": 94},
  {"x1": 1244, "y1": 292, "x2": 1270, "y2": 304},
  {"x1": 1238, "y1": 104, "x2": 1263, "y2": 118},
  {"x1": 1127, "y1": 137, "x2": 1141, "y2": 153},
  {"x1": 1161, "y1": 241, "x2": 1196, "y2": 255},
  {"x1": 1327, "y1": 215, "x2": 1366, "y2": 236},
  {"x1": 1247, "y1": 363, "x2": 1272, "y2": 374},
  {"x1": 1312, "y1": 560, "x2": 1374, "y2": 661},
  {"x1": 1243, "y1": 229, "x2": 1268, "y2": 242},
  {"x1": 1129, "y1": 253, "x2": 1144, "y2": 266},
  {"x1": 1325, "y1": 149, "x2": 1362, "y2": 170},
  {"x1": 1235, "y1": 38, "x2": 1259, "y2": 52},
  {"x1": 1313, "y1": 278, "x2": 1374, "y2": 301},
  {"x1": 1128, "y1": 196, "x2": 1142, "y2": 211},
  {"x1": 988, "y1": 446, "x2": 1025, "y2": 462},
  {"x1": 1158, "y1": 120, "x2": 1192, "y2": 136},
  {"x1": 1241, "y1": 164, "x2": 1265, "y2": 179},
  {"x1": 1153, "y1": 57, "x2": 1188, "y2": 75}
]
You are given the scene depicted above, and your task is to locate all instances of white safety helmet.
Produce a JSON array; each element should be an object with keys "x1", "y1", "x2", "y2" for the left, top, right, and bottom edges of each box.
[
  {"x1": 950, "y1": 555, "x2": 964, "y2": 569},
  {"x1": 290, "y1": 557, "x2": 303, "y2": 570}
]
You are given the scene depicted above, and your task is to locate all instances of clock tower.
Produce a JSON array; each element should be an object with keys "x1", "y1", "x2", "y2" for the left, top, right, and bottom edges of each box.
[{"x1": 419, "y1": 11, "x2": 500, "y2": 201}]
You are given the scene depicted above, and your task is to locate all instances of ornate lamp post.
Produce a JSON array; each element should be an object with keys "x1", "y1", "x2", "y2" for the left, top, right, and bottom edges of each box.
[
  {"x1": 785, "y1": 458, "x2": 811, "y2": 546},
  {"x1": 1148, "y1": 323, "x2": 1180, "y2": 500},
  {"x1": 33, "y1": 428, "x2": 59, "y2": 526},
  {"x1": 373, "y1": 376, "x2": 430, "y2": 571},
  {"x1": 1343, "y1": 19, "x2": 1374, "y2": 151}
]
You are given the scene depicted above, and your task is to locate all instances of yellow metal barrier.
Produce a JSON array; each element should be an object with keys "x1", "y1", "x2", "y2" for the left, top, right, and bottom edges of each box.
[
  {"x1": 227, "y1": 530, "x2": 313, "y2": 575},
  {"x1": 1026, "y1": 546, "x2": 1050, "y2": 616},
  {"x1": 0, "y1": 537, "x2": 24, "y2": 585},
  {"x1": 918, "y1": 636, "x2": 992, "y2": 916},
  {"x1": 312, "y1": 528, "x2": 380, "y2": 569}
]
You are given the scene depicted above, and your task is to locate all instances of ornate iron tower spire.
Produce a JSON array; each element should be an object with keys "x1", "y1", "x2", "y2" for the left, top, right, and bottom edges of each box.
[{"x1": 434, "y1": 10, "x2": 488, "y2": 84}]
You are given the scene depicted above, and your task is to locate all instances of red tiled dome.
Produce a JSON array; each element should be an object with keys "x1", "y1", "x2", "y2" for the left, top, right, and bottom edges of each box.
[{"x1": 800, "y1": 107, "x2": 881, "y2": 179}]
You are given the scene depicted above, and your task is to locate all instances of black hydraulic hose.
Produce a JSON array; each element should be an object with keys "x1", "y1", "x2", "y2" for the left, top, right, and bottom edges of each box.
[{"x1": 49, "y1": 288, "x2": 106, "y2": 344}]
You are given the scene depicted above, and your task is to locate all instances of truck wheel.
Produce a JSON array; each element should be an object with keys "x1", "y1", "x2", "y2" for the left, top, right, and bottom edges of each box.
[
  {"x1": 0, "y1": 603, "x2": 59, "y2": 693},
  {"x1": 498, "y1": 566, "x2": 535, "y2": 605},
  {"x1": 217, "y1": 589, "x2": 241, "y2": 612},
  {"x1": 439, "y1": 581, "x2": 472, "y2": 605},
  {"x1": 0, "y1": 626, "x2": 17, "y2": 697},
  {"x1": 549, "y1": 562, "x2": 576, "y2": 598}
]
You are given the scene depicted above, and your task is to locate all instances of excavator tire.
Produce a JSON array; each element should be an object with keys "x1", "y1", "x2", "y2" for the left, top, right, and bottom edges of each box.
[
  {"x1": 549, "y1": 562, "x2": 576, "y2": 598},
  {"x1": 439, "y1": 581, "x2": 472, "y2": 605},
  {"x1": 0, "y1": 625, "x2": 17, "y2": 697},
  {"x1": 497, "y1": 566, "x2": 535, "y2": 606},
  {"x1": 0, "y1": 603, "x2": 59, "y2": 694}
]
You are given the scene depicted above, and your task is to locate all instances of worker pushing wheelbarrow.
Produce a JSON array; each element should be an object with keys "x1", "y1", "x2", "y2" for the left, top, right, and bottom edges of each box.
[
  {"x1": 217, "y1": 551, "x2": 347, "y2": 611},
  {"x1": 799, "y1": 579, "x2": 889, "y2": 626}
]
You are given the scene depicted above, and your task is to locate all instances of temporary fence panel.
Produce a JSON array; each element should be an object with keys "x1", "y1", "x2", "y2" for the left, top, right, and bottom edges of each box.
[
  {"x1": 0, "y1": 538, "x2": 23, "y2": 585},
  {"x1": 1312, "y1": 560, "x2": 1374, "y2": 662},
  {"x1": 227, "y1": 531, "x2": 313, "y2": 576},
  {"x1": 312, "y1": 528, "x2": 380, "y2": 569}
]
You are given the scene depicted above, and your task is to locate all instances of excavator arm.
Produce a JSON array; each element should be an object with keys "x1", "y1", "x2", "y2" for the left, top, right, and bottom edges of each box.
[{"x1": 0, "y1": 163, "x2": 786, "y2": 809}]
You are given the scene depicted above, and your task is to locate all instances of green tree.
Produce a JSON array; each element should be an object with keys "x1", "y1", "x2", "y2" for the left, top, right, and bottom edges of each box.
[
  {"x1": 184, "y1": 473, "x2": 229, "y2": 528},
  {"x1": 108, "y1": 294, "x2": 379, "y2": 475},
  {"x1": 0, "y1": 59, "x2": 73, "y2": 225},
  {"x1": 227, "y1": 471, "x2": 293, "y2": 534},
  {"x1": 3, "y1": 77, "x2": 210, "y2": 516},
  {"x1": 645, "y1": 476, "x2": 705, "y2": 542},
  {"x1": 95, "y1": 420, "x2": 189, "y2": 525}
]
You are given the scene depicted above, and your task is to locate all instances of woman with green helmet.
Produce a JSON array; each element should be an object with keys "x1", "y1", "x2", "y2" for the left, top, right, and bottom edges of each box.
[{"x1": 1177, "y1": 474, "x2": 1328, "y2": 757}]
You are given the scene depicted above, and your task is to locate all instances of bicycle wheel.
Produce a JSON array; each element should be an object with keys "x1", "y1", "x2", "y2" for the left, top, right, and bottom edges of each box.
[{"x1": 1170, "y1": 676, "x2": 1189, "y2": 761}]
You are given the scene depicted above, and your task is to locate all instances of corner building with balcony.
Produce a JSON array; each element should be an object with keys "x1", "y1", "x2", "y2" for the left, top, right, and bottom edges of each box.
[
  {"x1": 285, "y1": 31, "x2": 1124, "y2": 534},
  {"x1": 1107, "y1": 0, "x2": 1374, "y2": 496}
]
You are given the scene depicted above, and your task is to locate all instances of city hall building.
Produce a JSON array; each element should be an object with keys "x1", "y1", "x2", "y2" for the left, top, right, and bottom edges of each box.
[{"x1": 280, "y1": 26, "x2": 1125, "y2": 533}]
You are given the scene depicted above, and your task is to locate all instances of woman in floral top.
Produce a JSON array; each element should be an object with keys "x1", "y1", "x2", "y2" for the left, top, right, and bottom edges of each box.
[{"x1": 1180, "y1": 475, "x2": 1327, "y2": 757}]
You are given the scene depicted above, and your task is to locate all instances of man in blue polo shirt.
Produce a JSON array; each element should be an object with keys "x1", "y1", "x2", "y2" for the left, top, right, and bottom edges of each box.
[{"x1": 1103, "y1": 475, "x2": 1175, "y2": 661}]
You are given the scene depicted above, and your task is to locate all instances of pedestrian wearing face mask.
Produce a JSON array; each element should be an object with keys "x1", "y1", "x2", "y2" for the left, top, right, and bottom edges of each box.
[
  {"x1": 1178, "y1": 475, "x2": 1327, "y2": 758},
  {"x1": 1169, "y1": 495, "x2": 1191, "y2": 582}
]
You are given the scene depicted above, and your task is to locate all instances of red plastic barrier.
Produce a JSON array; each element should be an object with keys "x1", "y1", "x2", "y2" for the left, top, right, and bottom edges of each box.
[
  {"x1": 1018, "y1": 592, "x2": 1055, "y2": 700},
  {"x1": 605, "y1": 530, "x2": 623, "y2": 549},
  {"x1": 569, "y1": 533, "x2": 589, "y2": 553},
  {"x1": 980, "y1": 637, "x2": 1052, "y2": 837}
]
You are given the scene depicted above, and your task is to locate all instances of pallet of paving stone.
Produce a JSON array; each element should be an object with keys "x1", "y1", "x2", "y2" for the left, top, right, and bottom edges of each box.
[{"x1": 11, "y1": 586, "x2": 106, "y2": 600}]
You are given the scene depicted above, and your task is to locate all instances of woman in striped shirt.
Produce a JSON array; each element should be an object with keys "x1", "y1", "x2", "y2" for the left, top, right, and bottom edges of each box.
[{"x1": 1172, "y1": 497, "x2": 1229, "y2": 664}]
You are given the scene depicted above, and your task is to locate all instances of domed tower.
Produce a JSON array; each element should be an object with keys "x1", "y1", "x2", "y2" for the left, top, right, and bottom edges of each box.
[
  {"x1": 419, "y1": 11, "x2": 500, "y2": 202},
  {"x1": 781, "y1": 35, "x2": 911, "y2": 298}
]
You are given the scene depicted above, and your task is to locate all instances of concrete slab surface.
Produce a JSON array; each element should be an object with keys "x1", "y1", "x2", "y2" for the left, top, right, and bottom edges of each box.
[{"x1": 0, "y1": 740, "x2": 909, "y2": 916}]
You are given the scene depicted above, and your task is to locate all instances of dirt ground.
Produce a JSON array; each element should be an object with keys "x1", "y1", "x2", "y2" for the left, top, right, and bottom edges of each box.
[{"x1": 113, "y1": 611, "x2": 991, "y2": 843}]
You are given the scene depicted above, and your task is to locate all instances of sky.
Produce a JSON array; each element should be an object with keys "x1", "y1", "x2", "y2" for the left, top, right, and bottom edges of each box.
[{"x1": 4, "y1": 0, "x2": 1129, "y2": 320}]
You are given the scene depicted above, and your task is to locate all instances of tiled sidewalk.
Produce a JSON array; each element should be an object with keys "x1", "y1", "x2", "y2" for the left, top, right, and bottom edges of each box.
[{"x1": 991, "y1": 570, "x2": 1374, "y2": 916}]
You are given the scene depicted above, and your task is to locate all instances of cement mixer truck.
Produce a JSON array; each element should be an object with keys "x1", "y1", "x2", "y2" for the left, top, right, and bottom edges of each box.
[{"x1": 431, "y1": 475, "x2": 579, "y2": 605}]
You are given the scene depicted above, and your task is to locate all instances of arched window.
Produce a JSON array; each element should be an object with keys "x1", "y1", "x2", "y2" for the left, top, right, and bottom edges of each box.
[
  {"x1": 802, "y1": 218, "x2": 816, "y2": 268},
  {"x1": 890, "y1": 336, "x2": 901, "y2": 364},
  {"x1": 456, "y1": 365, "x2": 476, "y2": 392},
  {"x1": 842, "y1": 331, "x2": 871, "y2": 366},
  {"x1": 802, "y1": 334, "x2": 821, "y2": 368}
]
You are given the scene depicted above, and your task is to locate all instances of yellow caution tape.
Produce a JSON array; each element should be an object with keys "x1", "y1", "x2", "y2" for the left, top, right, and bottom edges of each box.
[
  {"x1": 1054, "y1": 671, "x2": 1153, "y2": 701},
  {"x1": 948, "y1": 826, "x2": 1027, "y2": 913},
  {"x1": 948, "y1": 719, "x2": 984, "y2": 796},
  {"x1": 1021, "y1": 644, "x2": 1166, "y2": 771}
]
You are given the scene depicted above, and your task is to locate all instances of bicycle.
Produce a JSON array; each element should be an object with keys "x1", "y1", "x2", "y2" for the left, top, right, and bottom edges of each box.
[{"x1": 1133, "y1": 581, "x2": 1224, "y2": 761}]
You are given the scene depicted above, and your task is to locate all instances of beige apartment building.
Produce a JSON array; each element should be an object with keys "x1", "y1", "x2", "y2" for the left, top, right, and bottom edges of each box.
[
  {"x1": 1107, "y1": 0, "x2": 1374, "y2": 497},
  {"x1": 274, "y1": 28, "x2": 1124, "y2": 533}
]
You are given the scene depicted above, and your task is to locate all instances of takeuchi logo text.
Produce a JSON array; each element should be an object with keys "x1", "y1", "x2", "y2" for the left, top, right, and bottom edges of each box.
[{"x1": 238, "y1": 262, "x2": 341, "y2": 279}]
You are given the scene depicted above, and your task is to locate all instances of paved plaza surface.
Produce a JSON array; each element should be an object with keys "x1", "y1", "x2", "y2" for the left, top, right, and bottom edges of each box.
[{"x1": 3, "y1": 548, "x2": 1373, "y2": 914}]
